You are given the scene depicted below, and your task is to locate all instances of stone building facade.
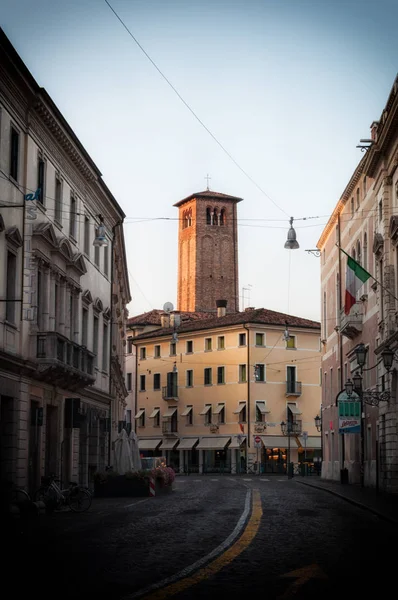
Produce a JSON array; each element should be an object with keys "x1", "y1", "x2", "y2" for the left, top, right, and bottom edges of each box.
[
  {"x1": 0, "y1": 29, "x2": 130, "y2": 493},
  {"x1": 317, "y1": 74, "x2": 398, "y2": 492}
]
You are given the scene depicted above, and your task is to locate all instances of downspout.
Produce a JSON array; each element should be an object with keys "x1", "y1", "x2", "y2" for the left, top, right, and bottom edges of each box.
[
  {"x1": 337, "y1": 213, "x2": 345, "y2": 472},
  {"x1": 233, "y1": 202, "x2": 238, "y2": 312},
  {"x1": 243, "y1": 324, "x2": 251, "y2": 469}
]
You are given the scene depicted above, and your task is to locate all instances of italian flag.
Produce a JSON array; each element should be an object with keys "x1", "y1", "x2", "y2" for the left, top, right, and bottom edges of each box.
[{"x1": 345, "y1": 255, "x2": 371, "y2": 315}]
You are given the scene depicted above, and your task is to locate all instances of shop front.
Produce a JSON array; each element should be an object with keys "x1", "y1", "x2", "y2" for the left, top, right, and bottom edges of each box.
[
  {"x1": 260, "y1": 435, "x2": 299, "y2": 474},
  {"x1": 178, "y1": 438, "x2": 199, "y2": 473},
  {"x1": 159, "y1": 437, "x2": 180, "y2": 470},
  {"x1": 197, "y1": 437, "x2": 231, "y2": 473},
  {"x1": 138, "y1": 438, "x2": 162, "y2": 459},
  {"x1": 229, "y1": 435, "x2": 247, "y2": 473}
]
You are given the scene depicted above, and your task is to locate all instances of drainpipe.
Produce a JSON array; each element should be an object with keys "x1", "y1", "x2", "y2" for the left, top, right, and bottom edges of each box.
[
  {"x1": 243, "y1": 324, "x2": 251, "y2": 471},
  {"x1": 337, "y1": 213, "x2": 345, "y2": 474}
]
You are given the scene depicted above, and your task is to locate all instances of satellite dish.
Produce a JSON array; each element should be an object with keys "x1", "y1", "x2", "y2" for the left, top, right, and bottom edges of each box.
[{"x1": 163, "y1": 302, "x2": 174, "y2": 313}]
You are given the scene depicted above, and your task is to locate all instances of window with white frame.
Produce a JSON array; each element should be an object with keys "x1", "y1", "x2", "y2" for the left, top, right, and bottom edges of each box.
[
  {"x1": 234, "y1": 402, "x2": 247, "y2": 422},
  {"x1": 127, "y1": 338, "x2": 133, "y2": 354},
  {"x1": 135, "y1": 408, "x2": 145, "y2": 427},
  {"x1": 204, "y1": 367, "x2": 212, "y2": 385},
  {"x1": 254, "y1": 364, "x2": 265, "y2": 382},
  {"x1": 150, "y1": 408, "x2": 160, "y2": 427},
  {"x1": 186, "y1": 369, "x2": 193, "y2": 387},
  {"x1": 10, "y1": 126, "x2": 19, "y2": 181},
  {"x1": 255, "y1": 332, "x2": 265, "y2": 346},
  {"x1": 181, "y1": 405, "x2": 193, "y2": 425},
  {"x1": 126, "y1": 373, "x2": 132, "y2": 391},
  {"x1": 214, "y1": 403, "x2": 225, "y2": 424},
  {"x1": 217, "y1": 366, "x2": 225, "y2": 384},
  {"x1": 186, "y1": 340, "x2": 193, "y2": 353},
  {"x1": 84, "y1": 215, "x2": 90, "y2": 254},
  {"x1": 153, "y1": 373, "x2": 161, "y2": 390},
  {"x1": 205, "y1": 337, "x2": 212, "y2": 351},
  {"x1": 154, "y1": 344, "x2": 161, "y2": 358},
  {"x1": 37, "y1": 155, "x2": 45, "y2": 204},
  {"x1": 55, "y1": 176, "x2": 62, "y2": 223},
  {"x1": 139, "y1": 374, "x2": 146, "y2": 391},
  {"x1": 200, "y1": 404, "x2": 212, "y2": 425},
  {"x1": 102, "y1": 323, "x2": 108, "y2": 371},
  {"x1": 255, "y1": 401, "x2": 268, "y2": 422},
  {"x1": 238, "y1": 333, "x2": 246, "y2": 346},
  {"x1": 69, "y1": 193, "x2": 77, "y2": 239},
  {"x1": 286, "y1": 335, "x2": 296, "y2": 349},
  {"x1": 170, "y1": 342, "x2": 176, "y2": 356},
  {"x1": 218, "y1": 336, "x2": 225, "y2": 350},
  {"x1": 104, "y1": 245, "x2": 109, "y2": 277},
  {"x1": 239, "y1": 364, "x2": 247, "y2": 383},
  {"x1": 6, "y1": 250, "x2": 17, "y2": 323},
  {"x1": 140, "y1": 347, "x2": 146, "y2": 360}
]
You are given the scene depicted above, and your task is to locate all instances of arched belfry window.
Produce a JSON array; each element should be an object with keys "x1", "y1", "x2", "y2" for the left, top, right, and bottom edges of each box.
[
  {"x1": 213, "y1": 208, "x2": 218, "y2": 226},
  {"x1": 357, "y1": 240, "x2": 361, "y2": 265},
  {"x1": 220, "y1": 208, "x2": 226, "y2": 225},
  {"x1": 206, "y1": 207, "x2": 211, "y2": 225}
]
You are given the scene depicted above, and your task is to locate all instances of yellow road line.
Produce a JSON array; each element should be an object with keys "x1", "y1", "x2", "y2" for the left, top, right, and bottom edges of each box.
[{"x1": 144, "y1": 489, "x2": 263, "y2": 599}]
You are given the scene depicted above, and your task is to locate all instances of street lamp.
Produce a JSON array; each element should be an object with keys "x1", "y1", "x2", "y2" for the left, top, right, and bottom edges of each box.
[
  {"x1": 314, "y1": 414, "x2": 321, "y2": 432},
  {"x1": 280, "y1": 419, "x2": 300, "y2": 479}
]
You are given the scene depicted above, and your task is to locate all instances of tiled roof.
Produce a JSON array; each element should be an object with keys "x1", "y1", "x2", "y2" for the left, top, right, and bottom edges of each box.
[
  {"x1": 127, "y1": 309, "x2": 211, "y2": 327},
  {"x1": 131, "y1": 307, "x2": 320, "y2": 341},
  {"x1": 174, "y1": 190, "x2": 243, "y2": 207}
]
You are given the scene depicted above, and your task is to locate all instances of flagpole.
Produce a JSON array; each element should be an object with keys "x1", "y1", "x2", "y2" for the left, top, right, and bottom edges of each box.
[{"x1": 337, "y1": 245, "x2": 398, "y2": 304}]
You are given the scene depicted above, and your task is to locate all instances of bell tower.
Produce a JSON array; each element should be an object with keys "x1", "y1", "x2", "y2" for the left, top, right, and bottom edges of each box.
[{"x1": 174, "y1": 190, "x2": 242, "y2": 313}]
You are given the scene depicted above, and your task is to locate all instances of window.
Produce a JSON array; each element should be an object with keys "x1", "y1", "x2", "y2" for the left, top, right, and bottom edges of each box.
[
  {"x1": 37, "y1": 157, "x2": 45, "y2": 204},
  {"x1": 140, "y1": 347, "x2": 146, "y2": 360},
  {"x1": 82, "y1": 308, "x2": 88, "y2": 346},
  {"x1": 139, "y1": 374, "x2": 146, "y2": 391},
  {"x1": 357, "y1": 240, "x2": 361, "y2": 266},
  {"x1": 166, "y1": 372, "x2": 178, "y2": 397},
  {"x1": 234, "y1": 402, "x2": 247, "y2": 422},
  {"x1": 239, "y1": 333, "x2": 246, "y2": 346},
  {"x1": 379, "y1": 199, "x2": 383, "y2": 221},
  {"x1": 84, "y1": 216, "x2": 90, "y2": 254},
  {"x1": 170, "y1": 342, "x2": 176, "y2": 356},
  {"x1": 351, "y1": 198, "x2": 354, "y2": 216},
  {"x1": 54, "y1": 283, "x2": 59, "y2": 331},
  {"x1": 206, "y1": 207, "x2": 211, "y2": 225},
  {"x1": 363, "y1": 176, "x2": 367, "y2": 197},
  {"x1": 186, "y1": 340, "x2": 193, "y2": 353},
  {"x1": 102, "y1": 323, "x2": 108, "y2": 371},
  {"x1": 204, "y1": 367, "x2": 212, "y2": 385},
  {"x1": 287, "y1": 366, "x2": 297, "y2": 393},
  {"x1": 55, "y1": 177, "x2": 62, "y2": 224},
  {"x1": 37, "y1": 270, "x2": 43, "y2": 329},
  {"x1": 356, "y1": 188, "x2": 360, "y2": 211},
  {"x1": 205, "y1": 337, "x2": 212, "y2": 351},
  {"x1": 136, "y1": 408, "x2": 145, "y2": 427},
  {"x1": 68, "y1": 294, "x2": 75, "y2": 338},
  {"x1": 256, "y1": 401, "x2": 267, "y2": 422},
  {"x1": 215, "y1": 403, "x2": 225, "y2": 424},
  {"x1": 94, "y1": 244, "x2": 100, "y2": 268},
  {"x1": 217, "y1": 366, "x2": 225, "y2": 384},
  {"x1": 286, "y1": 335, "x2": 296, "y2": 349},
  {"x1": 6, "y1": 251, "x2": 17, "y2": 323},
  {"x1": 154, "y1": 345, "x2": 161, "y2": 358},
  {"x1": 201, "y1": 404, "x2": 212, "y2": 425},
  {"x1": 186, "y1": 370, "x2": 193, "y2": 387},
  {"x1": 152, "y1": 408, "x2": 160, "y2": 428},
  {"x1": 218, "y1": 336, "x2": 225, "y2": 350},
  {"x1": 10, "y1": 127, "x2": 19, "y2": 180},
  {"x1": 127, "y1": 373, "x2": 132, "y2": 391},
  {"x1": 220, "y1": 208, "x2": 225, "y2": 225},
  {"x1": 104, "y1": 245, "x2": 109, "y2": 277},
  {"x1": 254, "y1": 364, "x2": 265, "y2": 382},
  {"x1": 93, "y1": 316, "x2": 99, "y2": 367},
  {"x1": 153, "y1": 373, "x2": 161, "y2": 390},
  {"x1": 69, "y1": 194, "x2": 76, "y2": 239},
  {"x1": 239, "y1": 364, "x2": 247, "y2": 383},
  {"x1": 255, "y1": 333, "x2": 265, "y2": 346},
  {"x1": 127, "y1": 338, "x2": 133, "y2": 354},
  {"x1": 184, "y1": 406, "x2": 193, "y2": 426}
]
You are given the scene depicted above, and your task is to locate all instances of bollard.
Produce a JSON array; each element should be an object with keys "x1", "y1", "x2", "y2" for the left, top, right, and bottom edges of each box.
[{"x1": 149, "y1": 477, "x2": 156, "y2": 497}]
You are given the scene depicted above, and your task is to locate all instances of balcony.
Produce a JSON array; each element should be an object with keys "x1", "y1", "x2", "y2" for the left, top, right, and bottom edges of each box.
[
  {"x1": 162, "y1": 385, "x2": 178, "y2": 400},
  {"x1": 340, "y1": 307, "x2": 363, "y2": 339},
  {"x1": 286, "y1": 381, "x2": 302, "y2": 396},
  {"x1": 36, "y1": 332, "x2": 95, "y2": 388},
  {"x1": 162, "y1": 420, "x2": 178, "y2": 436}
]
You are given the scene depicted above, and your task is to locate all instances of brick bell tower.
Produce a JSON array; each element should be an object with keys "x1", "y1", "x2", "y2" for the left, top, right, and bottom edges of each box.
[{"x1": 174, "y1": 189, "x2": 242, "y2": 313}]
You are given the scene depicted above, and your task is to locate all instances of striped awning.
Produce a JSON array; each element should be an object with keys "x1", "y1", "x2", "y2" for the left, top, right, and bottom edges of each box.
[
  {"x1": 287, "y1": 402, "x2": 301, "y2": 415},
  {"x1": 181, "y1": 406, "x2": 193, "y2": 417},
  {"x1": 163, "y1": 407, "x2": 177, "y2": 418},
  {"x1": 233, "y1": 403, "x2": 246, "y2": 414},
  {"x1": 213, "y1": 404, "x2": 225, "y2": 414},
  {"x1": 256, "y1": 402, "x2": 270, "y2": 414},
  {"x1": 159, "y1": 438, "x2": 179, "y2": 450},
  {"x1": 260, "y1": 435, "x2": 299, "y2": 448},
  {"x1": 229, "y1": 435, "x2": 246, "y2": 449},
  {"x1": 134, "y1": 409, "x2": 145, "y2": 419},
  {"x1": 200, "y1": 405, "x2": 212, "y2": 415},
  {"x1": 149, "y1": 408, "x2": 160, "y2": 418}
]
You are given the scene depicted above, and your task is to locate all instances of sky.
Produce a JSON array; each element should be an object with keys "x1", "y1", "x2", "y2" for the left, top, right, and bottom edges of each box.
[{"x1": 2, "y1": 0, "x2": 397, "y2": 321}]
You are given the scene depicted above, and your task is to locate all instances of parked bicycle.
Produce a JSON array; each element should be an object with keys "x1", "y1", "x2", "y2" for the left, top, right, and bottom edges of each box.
[{"x1": 34, "y1": 475, "x2": 92, "y2": 513}]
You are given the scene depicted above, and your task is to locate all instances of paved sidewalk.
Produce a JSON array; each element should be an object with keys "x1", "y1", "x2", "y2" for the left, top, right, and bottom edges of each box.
[{"x1": 296, "y1": 478, "x2": 398, "y2": 525}]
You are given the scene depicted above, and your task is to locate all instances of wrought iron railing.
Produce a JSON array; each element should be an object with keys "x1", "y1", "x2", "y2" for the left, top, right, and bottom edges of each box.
[{"x1": 286, "y1": 381, "x2": 302, "y2": 395}]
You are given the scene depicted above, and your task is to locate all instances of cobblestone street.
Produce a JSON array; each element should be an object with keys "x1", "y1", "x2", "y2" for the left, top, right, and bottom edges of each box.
[{"x1": 8, "y1": 476, "x2": 397, "y2": 599}]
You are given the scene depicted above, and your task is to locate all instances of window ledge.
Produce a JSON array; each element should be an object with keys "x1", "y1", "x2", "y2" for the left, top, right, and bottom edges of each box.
[
  {"x1": 4, "y1": 320, "x2": 18, "y2": 330},
  {"x1": 255, "y1": 380, "x2": 266, "y2": 384},
  {"x1": 217, "y1": 382, "x2": 226, "y2": 386}
]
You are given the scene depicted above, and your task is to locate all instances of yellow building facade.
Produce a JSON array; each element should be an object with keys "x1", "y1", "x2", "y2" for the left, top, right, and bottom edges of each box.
[{"x1": 129, "y1": 308, "x2": 321, "y2": 474}]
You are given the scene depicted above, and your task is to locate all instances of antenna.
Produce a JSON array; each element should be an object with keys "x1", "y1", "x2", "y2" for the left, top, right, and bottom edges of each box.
[
  {"x1": 241, "y1": 284, "x2": 252, "y2": 310},
  {"x1": 163, "y1": 302, "x2": 174, "y2": 313}
]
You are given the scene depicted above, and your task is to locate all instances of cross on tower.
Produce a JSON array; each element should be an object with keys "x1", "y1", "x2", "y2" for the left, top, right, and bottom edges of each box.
[{"x1": 205, "y1": 174, "x2": 211, "y2": 190}]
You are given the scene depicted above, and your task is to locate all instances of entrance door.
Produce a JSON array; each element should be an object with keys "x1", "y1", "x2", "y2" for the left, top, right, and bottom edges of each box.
[
  {"x1": 28, "y1": 401, "x2": 41, "y2": 493},
  {"x1": 287, "y1": 366, "x2": 296, "y2": 394},
  {"x1": 45, "y1": 405, "x2": 58, "y2": 477}
]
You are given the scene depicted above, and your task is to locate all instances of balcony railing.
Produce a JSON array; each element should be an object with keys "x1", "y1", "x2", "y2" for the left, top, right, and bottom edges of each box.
[
  {"x1": 162, "y1": 385, "x2": 178, "y2": 400},
  {"x1": 286, "y1": 381, "x2": 302, "y2": 396},
  {"x1": 162, "y1": 420, "x2": 178, "y2": 435},
  {"x1": 340, "y1": 306, "x2": 363, "y2": 339},
  {"x1": 36, "y1": 332, "x2": 95, "y2": 388}
]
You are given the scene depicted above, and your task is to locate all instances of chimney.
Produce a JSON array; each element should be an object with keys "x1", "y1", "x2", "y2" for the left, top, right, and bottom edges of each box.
[
  {"x1": 216, "y1": 299, "x2": 227, "y2": 317},
  {"x1": 161, "y1": 314, "x2": 170, "y2": 328}
]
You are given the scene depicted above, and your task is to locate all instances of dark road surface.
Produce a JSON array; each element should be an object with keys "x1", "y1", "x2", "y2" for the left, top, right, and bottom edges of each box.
[{"x1": 7, "y1": 476, "x2": 396, "y2": 599}]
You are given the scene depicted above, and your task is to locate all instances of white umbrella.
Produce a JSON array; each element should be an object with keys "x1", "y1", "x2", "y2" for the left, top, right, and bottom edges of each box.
[
  {"x1": 114, "y1": 429, "x2": 134, "y2": 474},
  {"x1": 129, "y1": 430, "x2": 142, "y2": 472}
]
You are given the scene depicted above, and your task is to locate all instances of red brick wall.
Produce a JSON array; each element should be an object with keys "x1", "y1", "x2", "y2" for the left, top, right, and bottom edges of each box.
[{"x1": 177, "y1": 197, "x2": 239, "y2": 312}]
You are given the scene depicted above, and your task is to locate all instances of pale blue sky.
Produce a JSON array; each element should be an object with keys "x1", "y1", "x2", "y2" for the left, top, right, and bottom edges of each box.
[{"x1": 2, "y1": 0, "x2": 397, "y2": 320}]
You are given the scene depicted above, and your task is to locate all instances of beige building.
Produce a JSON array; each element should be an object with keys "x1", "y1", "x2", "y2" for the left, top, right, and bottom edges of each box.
[
  {"x1": 317, "y1": 74, "x2": 398, "y2": 492},
  {"x1": 128, "y1": 306, "x2": 321, "y2": 473},
  {"x1": 0, "y1": 29, "x2": 130, "y2": 493}
]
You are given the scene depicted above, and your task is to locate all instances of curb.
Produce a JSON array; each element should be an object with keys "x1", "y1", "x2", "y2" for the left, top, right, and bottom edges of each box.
[{"x1": 296, "y1": 480, "x2": 398, "y2": 526}]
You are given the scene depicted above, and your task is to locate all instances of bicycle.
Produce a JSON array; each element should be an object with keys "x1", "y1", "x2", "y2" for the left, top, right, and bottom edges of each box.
[{"x1": 34, "y1": 475, "x2": 92, "y2": 513}]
